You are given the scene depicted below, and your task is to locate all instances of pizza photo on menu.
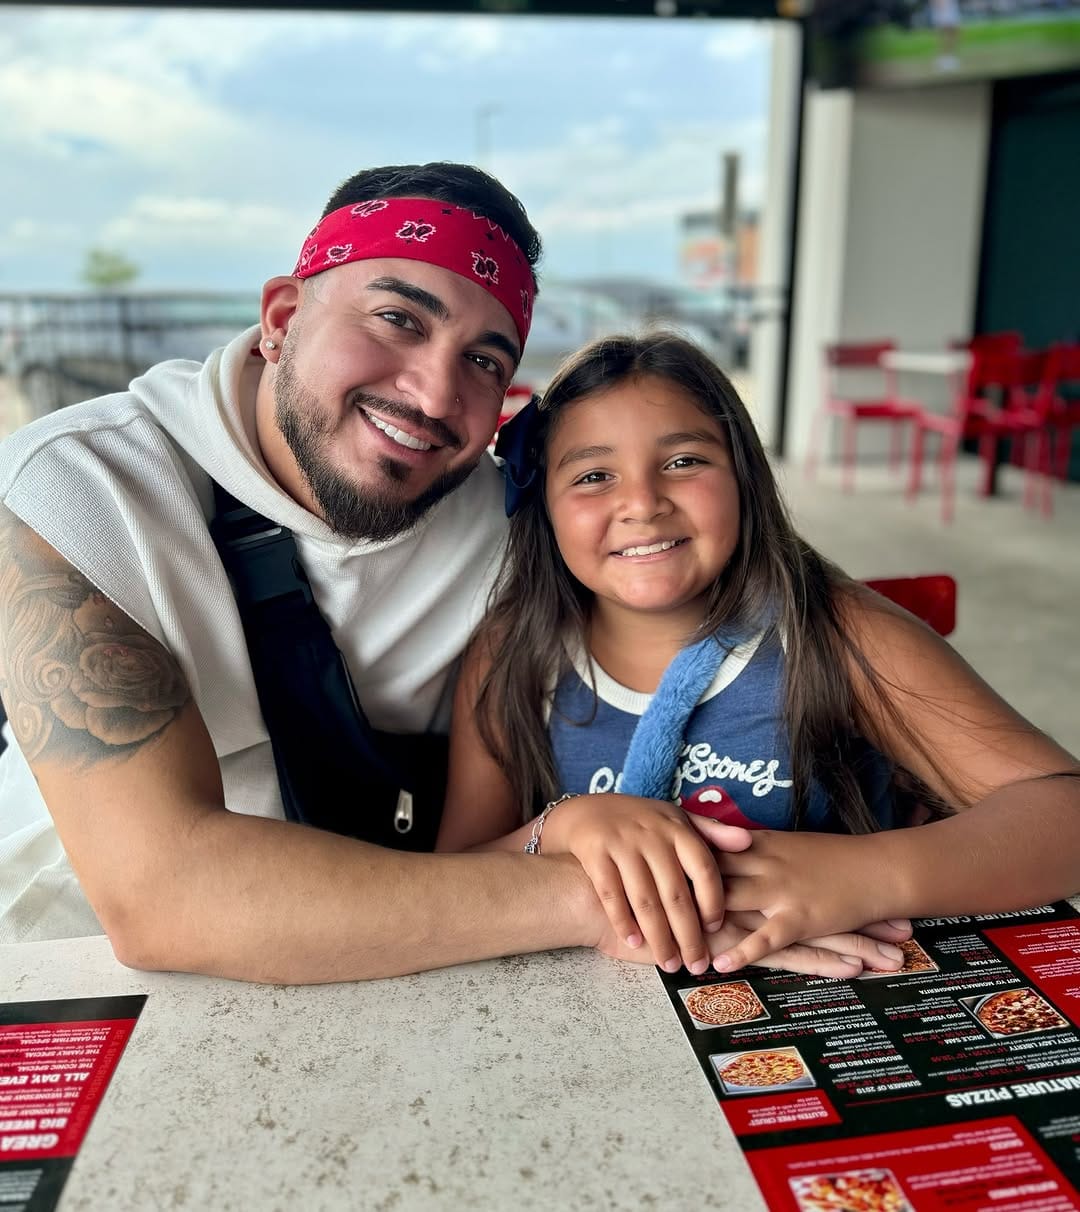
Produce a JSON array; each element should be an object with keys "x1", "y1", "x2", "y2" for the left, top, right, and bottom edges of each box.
[
  {"x1": 789, "y1": 1166, "x2": 914, "y2": 1212},
  {"x1": 858, "y1": 938, "x2": 938, "y2": 979},
  {"x1": 678, "y1": 981, "x2": 770, "y2": 1030},
  {"x1": 958, "y1": 987, "x2": 1069, "y2": 1037},
  {"x1": 710, "y1": 1046, "x2": 815, "y2": 1096}
]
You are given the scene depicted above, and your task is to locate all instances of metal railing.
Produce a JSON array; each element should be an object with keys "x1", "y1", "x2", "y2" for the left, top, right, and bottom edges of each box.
[{"x1": 0, "y1": 291, "x2": 260, "y2": 419}]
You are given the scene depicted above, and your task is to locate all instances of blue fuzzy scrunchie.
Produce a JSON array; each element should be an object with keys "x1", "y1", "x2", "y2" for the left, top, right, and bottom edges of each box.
[{"x1": 619, "y1": 635, "x2": 728, "y2": 800}]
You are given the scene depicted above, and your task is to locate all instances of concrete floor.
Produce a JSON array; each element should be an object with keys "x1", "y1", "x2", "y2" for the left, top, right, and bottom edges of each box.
[
  {"x1": 778, "y1": 454, "x2": 1079, "y2": 756},
  {"x1": 2, "y1": 375, "x2": 1075, "y2": 755}
]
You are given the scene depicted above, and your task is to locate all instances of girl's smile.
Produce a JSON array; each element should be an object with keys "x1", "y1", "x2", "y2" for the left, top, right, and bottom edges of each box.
[{"x1": 544, "y1": 374, "x2": 741, "y2": 631}]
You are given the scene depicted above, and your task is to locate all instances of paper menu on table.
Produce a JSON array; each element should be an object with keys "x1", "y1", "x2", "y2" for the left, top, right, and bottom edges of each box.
[
  {"x1": 0, "y1": 995, "x2": 146, "y2": 1212},
  {"x1": 659, "y1": 903, "x2": 1080, "y2": 1212}
]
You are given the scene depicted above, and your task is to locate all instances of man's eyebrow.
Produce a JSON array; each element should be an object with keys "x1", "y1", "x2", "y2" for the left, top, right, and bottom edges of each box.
[
  {"x1": 366, "y1": 276, "x2": 449, "y2": 321},
  {"x1": 477, "y1": 328, "x2": 521, "y2": 367},
  {"x1": 366, "y1": 276, "x2": 520, "y2": 366}
]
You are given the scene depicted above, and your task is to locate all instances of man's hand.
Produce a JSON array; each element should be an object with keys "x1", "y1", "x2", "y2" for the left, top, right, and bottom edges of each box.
[
  {"x1": 541, "y1": 793, "x2": 752, "y2": 976},
  {"x1": 591, "y1": 900, "x2": 909, "y2": 979}
]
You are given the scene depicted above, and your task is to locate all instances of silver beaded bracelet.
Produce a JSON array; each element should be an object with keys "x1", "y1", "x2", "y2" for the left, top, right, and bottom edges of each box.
[{"x1": 523, "y1": 792, "x2": 576, "y2": 855}]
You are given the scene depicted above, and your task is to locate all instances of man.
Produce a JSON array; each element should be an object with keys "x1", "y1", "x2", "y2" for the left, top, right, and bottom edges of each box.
[{"x1": 0, "y1": 162, "x2": 905, "y2": 981}]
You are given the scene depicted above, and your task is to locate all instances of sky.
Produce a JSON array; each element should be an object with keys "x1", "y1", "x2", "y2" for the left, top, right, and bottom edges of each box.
[{"x1": 0, "y1": 6, "x2": 775, "y2": 293}]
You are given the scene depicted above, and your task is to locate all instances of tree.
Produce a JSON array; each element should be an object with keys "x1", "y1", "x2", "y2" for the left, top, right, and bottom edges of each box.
[{"x1": 81, "y1": 247, "x2": 140, "y2": 290}]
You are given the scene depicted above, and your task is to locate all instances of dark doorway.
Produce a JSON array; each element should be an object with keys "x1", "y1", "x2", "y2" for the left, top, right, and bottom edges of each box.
[{"x1": 977, "y1": 70, "x2": 1080, "y2": 479}]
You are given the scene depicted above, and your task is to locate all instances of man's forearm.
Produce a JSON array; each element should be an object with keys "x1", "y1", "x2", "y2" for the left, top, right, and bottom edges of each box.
[{"x1": 111, "y1": 811, "x2": 599, "y2": 984}]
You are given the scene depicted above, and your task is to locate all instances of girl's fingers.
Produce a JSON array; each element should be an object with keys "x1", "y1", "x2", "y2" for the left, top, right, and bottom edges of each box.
[
  {"x1": 685, "y1": 816, "x2": 754, "y2": 854},
  {"x1": 712, "y1": 914, "x2": 799, "y2": 974},
  {"x1": 584, "y1": 855, "x2": 644, "y2": 949},
  {"x1": 673, "y1": 834, "x2": 726, "y2": 932},
  {"x1": 647, "y1": 856, "x2": 712, "y2": 976},
  {"x1": 617, "y1": 855, "x2": 684, "y2": 975}
]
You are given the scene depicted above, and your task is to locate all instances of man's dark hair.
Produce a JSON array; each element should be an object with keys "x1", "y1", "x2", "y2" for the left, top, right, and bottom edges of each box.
[{"x1": 322, "y1": 162, "x2": 541, "y2": 289}]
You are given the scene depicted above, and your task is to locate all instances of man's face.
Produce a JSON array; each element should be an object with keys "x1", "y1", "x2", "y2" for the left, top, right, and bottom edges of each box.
[{"x1": 266, "y1": 257, "x2": 521, "y2": 541}]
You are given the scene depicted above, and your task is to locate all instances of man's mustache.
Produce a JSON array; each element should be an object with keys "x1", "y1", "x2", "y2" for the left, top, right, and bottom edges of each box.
[{"x1": 349, "y1": 390, "x2": 463, "y2": 451}]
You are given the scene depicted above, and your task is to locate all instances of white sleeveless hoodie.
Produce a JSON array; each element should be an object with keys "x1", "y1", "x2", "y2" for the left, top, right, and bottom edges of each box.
[{"x1": 0, "y1": 327, "x2": 507, "y2": 941}]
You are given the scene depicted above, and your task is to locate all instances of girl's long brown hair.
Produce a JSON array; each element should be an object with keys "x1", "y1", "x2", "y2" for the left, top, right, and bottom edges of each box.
[{"x1": 476, "y1": 332, "x2": 950, "y2": 831}]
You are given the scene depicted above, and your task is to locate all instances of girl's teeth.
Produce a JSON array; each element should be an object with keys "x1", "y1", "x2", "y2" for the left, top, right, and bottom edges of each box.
[
  {"x1": 618, "y1": 540, "x2": 681, "y2": 557},
  {"x1": 365, "y1": 411, "x2": 433, "y2": 451}
]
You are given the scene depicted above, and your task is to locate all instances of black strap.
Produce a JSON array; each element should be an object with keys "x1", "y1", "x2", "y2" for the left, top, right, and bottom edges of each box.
[{"x1": 209, "y1": 481, "x2": 445, "y2": 850}]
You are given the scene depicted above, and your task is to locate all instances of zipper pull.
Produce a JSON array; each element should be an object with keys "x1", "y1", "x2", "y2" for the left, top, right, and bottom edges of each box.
[{"x1": 394, "y1": 789, "x2": 414, "y2": 834}]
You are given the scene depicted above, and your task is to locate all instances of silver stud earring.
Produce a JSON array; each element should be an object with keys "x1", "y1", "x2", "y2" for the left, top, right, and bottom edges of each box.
[{"x1": 263, "y1": 338, "x2": 277, "y2": 351}]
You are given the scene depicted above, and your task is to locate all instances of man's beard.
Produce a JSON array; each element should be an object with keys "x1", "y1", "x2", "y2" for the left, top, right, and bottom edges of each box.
[{"x1": 273, "y1": 350, "x2": 480, "y2": 543}]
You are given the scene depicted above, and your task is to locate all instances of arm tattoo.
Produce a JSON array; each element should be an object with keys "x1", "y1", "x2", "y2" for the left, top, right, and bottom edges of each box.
[{"x1": 0, "y1": 509, "x2": 191, "y2": 765}]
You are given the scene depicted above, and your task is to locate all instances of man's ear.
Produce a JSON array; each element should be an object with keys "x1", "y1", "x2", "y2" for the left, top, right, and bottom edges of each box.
[{"x1": 260, "y1": 276, "x2": 302, "y2": 350}]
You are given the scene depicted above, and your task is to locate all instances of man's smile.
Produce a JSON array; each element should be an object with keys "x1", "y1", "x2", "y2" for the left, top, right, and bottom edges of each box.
[{"x1": 359, "y1": 406, "x2": 437, "y2": 452}]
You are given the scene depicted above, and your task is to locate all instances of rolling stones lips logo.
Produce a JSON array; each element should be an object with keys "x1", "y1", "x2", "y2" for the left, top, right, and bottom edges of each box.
[{"x1": 681, "y1": 787, "x2": 761, "y2": 830}]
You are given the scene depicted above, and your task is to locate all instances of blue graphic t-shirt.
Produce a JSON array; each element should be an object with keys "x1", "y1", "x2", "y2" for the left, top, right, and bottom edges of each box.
[{"x1": 548, "y1": 631, "x2": 896, "y2": 831}]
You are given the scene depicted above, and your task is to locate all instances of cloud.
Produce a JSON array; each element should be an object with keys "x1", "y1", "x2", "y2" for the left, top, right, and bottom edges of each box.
[
  {"x1": 567, "y1": 116, "x2": 627, "y2": 146},
  {"x1": 365, "y1": 14, "x2": 512, "y2": 69},
  {"x1": 502, "y1": 114, "x2": 769, "y2": 241},
  {"x1": 0, "y1": 8, "x2": 772, "y2": 288},
  {"x1": 0, "y1": 216, "x2": 79, "y2": 255},
  {"x1": 100, "y1": 195, "x2": 301, "y2": 255},
  {"x1": 1, "y1": 8, "x2": 357, "y2": 85},
  {"x1": 0, "y1": 61, "x2": 248, "y2": 169},
  {"x1": 703, "y1": 22, "x2": 770, "y2": 63}
]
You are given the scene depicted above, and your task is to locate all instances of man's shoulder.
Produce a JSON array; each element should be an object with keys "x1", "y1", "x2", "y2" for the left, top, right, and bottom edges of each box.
[
  {"x1": 0, "y1": 391, "x2": 165, "y2": 495},
  {"x1": 423, "y1": 451, "x2": 507, "y2": 542}
]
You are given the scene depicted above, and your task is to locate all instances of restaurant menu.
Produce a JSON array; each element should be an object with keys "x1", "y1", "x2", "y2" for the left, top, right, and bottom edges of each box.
[
  {"x1": 660, "y1": 902, "x2": 1080, "y2": 1212},
  {"x1": 0, "y1": 995, "x2": 146, "y2": 1212}
]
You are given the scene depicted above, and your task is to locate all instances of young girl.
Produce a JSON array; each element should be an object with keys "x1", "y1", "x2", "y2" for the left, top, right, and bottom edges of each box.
[{"x1": 437, "y1": 333, "x2": 1080, "y2": 979}]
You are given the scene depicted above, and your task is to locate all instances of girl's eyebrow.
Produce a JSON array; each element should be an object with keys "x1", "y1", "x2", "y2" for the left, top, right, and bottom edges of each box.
[
  {"x1": 658, "y1": 429, "x2": 725, "y2": 449},
  {"x1": 555, "y1": 444, "x2": 614, "y2": 471},
  {"x1": 555, "y1": 430, "x2": 723, "y2": 471}
]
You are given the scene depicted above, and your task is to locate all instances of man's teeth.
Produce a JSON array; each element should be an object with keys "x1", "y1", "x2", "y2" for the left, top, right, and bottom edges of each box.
[
  {"x1": 617, "y1": 539, "x2": 683, "y2": 557},
  {"x1": 364, "y1": 410, "x2": 433, "y2": 451}
]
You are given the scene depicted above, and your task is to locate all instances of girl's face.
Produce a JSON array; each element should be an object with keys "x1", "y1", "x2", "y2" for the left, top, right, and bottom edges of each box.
[{"x1": 544, "y1": 374, "x2": 741, "y2": 627}]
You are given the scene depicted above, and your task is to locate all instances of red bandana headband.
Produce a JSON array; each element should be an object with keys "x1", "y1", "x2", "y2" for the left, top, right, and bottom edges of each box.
[{"x1": 292, "y1": 198, "x2": 535, "y2": 347}]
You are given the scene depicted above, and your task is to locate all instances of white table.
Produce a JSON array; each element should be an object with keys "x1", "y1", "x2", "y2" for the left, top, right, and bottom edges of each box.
[
  {"x1": 878, "y1": 349, "x2": 971, "y2": 377},
  {"x1": 1, "y1": 937, "x2": 765, "y2": 1211}
]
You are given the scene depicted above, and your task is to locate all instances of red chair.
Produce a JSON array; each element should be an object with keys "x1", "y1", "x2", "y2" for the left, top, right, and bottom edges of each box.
[
  {"x1": 905, "y1": 342, "x2": 1047, "y2": 524},
  {"x1": 863, "y1": 575, "x2": 956, "y2": 637},
  {"x1": 805, "y1": 342, "x2": 922, "y2": 493},
  {"x1": 497, "y1": 382, "x2": 534, "y2": 430},
  {"x1": 1031, "y1": 341, "x2": 1080, "y2": 483}
]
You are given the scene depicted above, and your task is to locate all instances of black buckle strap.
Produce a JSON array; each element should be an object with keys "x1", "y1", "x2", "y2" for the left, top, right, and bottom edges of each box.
[
  {"x1": 210, "y1": 482, "x2": 314, "y2": 613},
  {"x1": 208, "y1": 479, "x2": 445, "y2": 849}
]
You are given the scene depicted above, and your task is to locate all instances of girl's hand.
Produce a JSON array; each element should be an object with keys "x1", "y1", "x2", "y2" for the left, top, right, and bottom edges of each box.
[
  {"x1": 542, "y1": 793, "x2": 752, "y2": 976},
  {"x1": 701, "y1": 828, "x2": 897, "y2": 973}
]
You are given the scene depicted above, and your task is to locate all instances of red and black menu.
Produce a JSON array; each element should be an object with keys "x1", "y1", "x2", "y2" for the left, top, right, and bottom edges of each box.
[
  {"x1": 660, "y1": 902, "x2": 1080, "y2": 1212},
  {"x1": 0, "y1": 995, "x2": 146, "y2": 1212}
]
